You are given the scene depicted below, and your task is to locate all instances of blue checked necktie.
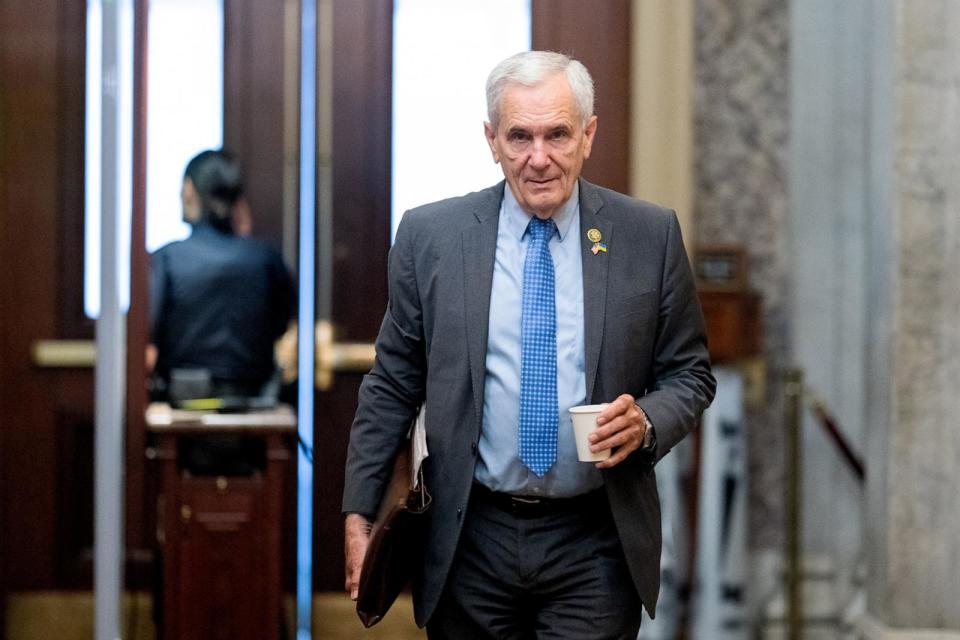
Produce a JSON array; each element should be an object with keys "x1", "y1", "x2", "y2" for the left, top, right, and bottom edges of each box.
[{"x1": 518, "y1": 216, "x2": 558, "y2": 477}]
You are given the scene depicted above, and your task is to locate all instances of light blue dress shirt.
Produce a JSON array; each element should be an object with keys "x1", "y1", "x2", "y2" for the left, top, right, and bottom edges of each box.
[{"x1": 474, "y1": 183, "x2": 603, "y2": 498}]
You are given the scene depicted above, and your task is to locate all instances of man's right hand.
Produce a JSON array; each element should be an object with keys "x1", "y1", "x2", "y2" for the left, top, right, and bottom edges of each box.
[{"x1": 344, "y1": 513, "x2": 373, "y2": 600}]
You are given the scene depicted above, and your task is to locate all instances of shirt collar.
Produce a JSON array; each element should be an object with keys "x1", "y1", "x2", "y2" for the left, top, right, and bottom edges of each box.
[{"x1": 501, "y1": 181, "x2": 580, "y2": 242}]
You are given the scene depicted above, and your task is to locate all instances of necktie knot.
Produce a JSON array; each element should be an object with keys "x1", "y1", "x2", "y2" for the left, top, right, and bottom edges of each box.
[{"x1": 527, "y1": 217, "x2": 557, "y2": 242}]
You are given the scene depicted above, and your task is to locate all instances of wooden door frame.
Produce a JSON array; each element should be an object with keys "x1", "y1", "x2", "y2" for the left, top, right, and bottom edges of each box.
[
  {"x1": 313, "y1": 0, "x2": 394, "y2": 591},
  {"x1": 532, "y1": 0, "x2": 632, "y2": 195},
  {"x1": 126, "y1": 0, "x2": 150, "y2": 579},
  {"x1": 0, "y1": 0, "x2": 93, "y2": 591}
]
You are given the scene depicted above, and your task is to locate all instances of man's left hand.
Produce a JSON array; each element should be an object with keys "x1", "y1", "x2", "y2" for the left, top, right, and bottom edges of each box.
[{"x1": 589, "y1": 394, "x2": 649, "y2": 469}]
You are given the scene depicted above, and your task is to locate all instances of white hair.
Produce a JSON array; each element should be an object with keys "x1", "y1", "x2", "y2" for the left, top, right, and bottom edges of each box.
[{"x1": 485, "y1": 50, "x2": 595, "y2": 129}]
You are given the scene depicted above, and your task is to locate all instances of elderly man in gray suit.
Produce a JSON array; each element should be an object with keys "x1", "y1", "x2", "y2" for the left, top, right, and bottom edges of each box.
[{"x1": 343, "y1": 50, "x2": 715, "y2": 639}]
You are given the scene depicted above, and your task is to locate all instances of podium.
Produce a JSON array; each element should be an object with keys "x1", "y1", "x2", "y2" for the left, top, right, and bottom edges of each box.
[{"x1": 147, "y1": 403, "x2": 295, "y2": 640}]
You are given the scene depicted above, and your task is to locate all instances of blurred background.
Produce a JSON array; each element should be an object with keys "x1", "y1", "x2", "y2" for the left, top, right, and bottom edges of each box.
[{"x1": 2, "y1": 0, "x2": 958, "y2": 638}]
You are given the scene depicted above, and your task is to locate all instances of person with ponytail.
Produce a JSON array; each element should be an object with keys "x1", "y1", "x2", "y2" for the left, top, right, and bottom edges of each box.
[{"x1": 149, "y1": 149, "x2": 295, "y2": 405}]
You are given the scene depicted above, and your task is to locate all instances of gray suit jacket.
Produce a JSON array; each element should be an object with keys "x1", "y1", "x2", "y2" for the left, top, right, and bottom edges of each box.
[{"x1": 343, "y1": 179, "x2": 715, "y2": 625}]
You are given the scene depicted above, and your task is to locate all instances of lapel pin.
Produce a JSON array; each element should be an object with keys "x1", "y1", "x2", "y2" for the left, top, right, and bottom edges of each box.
[
  {"x1": 587, "y1": 228, "x2": 602, "y2": 243},
  {"x1": 591, "y1": 242, "x2": 607, "y2": 255}
]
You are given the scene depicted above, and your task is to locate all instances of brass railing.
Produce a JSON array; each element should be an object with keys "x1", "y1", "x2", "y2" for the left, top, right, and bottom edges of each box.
[
  {"x1": 784, "y1": 369, "x2": 804, "y2": 640},
  {"x1": 783, "y1": 367, "x2": 866, "y2": 640}
]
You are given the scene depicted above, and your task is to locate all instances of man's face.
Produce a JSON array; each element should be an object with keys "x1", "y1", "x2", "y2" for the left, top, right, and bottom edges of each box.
[{"x1": 484, "y1": 73, "x2": 597, "y2": 219}]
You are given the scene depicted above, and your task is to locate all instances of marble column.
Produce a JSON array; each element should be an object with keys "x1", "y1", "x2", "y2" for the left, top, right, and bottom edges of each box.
[
  {"x1": 790, "y1": 0, "x2": 875, "y2": 613},
  {"x1": 693, "y1": 0, "x2": 791, "y2": 552},
  {"x1": 630, "y1": 0, "x2": 694, "y2": 233},
  {"x1": 693, "y1": 0, "x2": 791, "y2": 623},
  {"x1": 860, "y1": 0, "x2": 960, "y2": 636}
]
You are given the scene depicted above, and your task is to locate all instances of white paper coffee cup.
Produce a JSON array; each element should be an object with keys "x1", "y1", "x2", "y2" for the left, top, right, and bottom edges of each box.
[{"x1": 569, "y1": 404, "x2": 611, "y2": 462}]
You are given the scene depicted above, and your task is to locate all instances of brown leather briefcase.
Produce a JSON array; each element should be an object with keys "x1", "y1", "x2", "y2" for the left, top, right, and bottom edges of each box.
[{"x1": 355, "y1": 436, "x2": 431, "y2": 628}]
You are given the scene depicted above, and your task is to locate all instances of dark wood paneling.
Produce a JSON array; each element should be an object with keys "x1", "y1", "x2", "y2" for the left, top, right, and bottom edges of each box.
[
  {"x1": 0, "y1": 373, "x2": 4, "y2": 633},
  {"x1": 312, "y1": 0, "x2": 393, "y2": 591},
  {"x1": 127, "y1": 0, "x2": 151, "y2": 568},
  {"x1": 330, "y1": 0, "x2": 393, "y2": 342},
  {"x1": 0, "y1": 1, "x2": 8, "y2": 628},
  {"x1": 54, "y1": 414, "x2": 95, "y2": 587},
  {"x1": 223, "y1": 0, "x2": 288, "y2": 250},
  {"x1": 0, "y1": 0, "x2": 150, "y2": 600},
  {"x1": 532, "y1": 0, "x2": 631, "y2": 195},
  {"x1": 0, "y1": 0, "x2": 78, "y2": 589},
  {"x1": 57, "y1": 0, "x2": 93, "y2": 340},
  {"x1": 155, "y1": 428, "x2": 290, "y2": 640},
  {"x1": 313, "y1": 376, "x2": 367, "y2": 590}
]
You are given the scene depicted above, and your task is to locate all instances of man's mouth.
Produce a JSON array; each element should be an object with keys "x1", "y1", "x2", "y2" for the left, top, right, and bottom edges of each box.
[{"x1": 527, "y1": 177, "x2": 557, "y2": 186}]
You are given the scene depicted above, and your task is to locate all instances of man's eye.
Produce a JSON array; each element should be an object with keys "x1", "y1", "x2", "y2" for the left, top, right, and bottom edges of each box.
[
  {"x1": 549, "y1": 129, "x2": 570, "y2": 141},
  {"x1": 508, "y1": 131, "x2": 530, "y2": 142}
]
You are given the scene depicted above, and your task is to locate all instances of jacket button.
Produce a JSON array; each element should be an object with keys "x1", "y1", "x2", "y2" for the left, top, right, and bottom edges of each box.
[
  {"x1": 456, "y1": 507, "x2": 463, "y2": 520},
  {"x1": 470, "y1": 442, "x2": 477, "y2": 454}
]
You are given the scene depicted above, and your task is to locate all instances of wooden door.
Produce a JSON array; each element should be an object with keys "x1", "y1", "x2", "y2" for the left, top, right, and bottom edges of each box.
[
  {"x1": 0, "y1": 0, "x2": 129, "y2": 595},
  {"x1": 0, "y1": 0, "x2": 150, "y2": 626},
  {"x1": 219, "y1": 0, "x2": 394, "y2": 594},
  {"x1": 311, "y1": 0, "x2": 394, "y2": 591}
]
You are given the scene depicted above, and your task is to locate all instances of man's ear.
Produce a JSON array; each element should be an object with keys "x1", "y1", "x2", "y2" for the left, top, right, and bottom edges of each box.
[{"x1": 483, "y1": 122, "x2": 500, "y2": 164}]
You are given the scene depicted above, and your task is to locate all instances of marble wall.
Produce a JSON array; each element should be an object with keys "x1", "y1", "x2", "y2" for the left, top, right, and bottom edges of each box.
[
  {"x1": 790, "y1": 0, "x2": 879, "y2": 613},
  {"x1": 693, "y1": 0, "x2": 960, "y2": 633},
  {"x1": 693, "y1": 0, "x2": 790, "y2": 551},
  {"x1": 868, "y1": 0, "x2": 960, "y2": 630}
]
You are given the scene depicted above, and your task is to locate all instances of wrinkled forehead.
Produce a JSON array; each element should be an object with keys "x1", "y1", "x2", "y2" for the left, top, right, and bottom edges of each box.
[{"x1": 496, "y1": 75, "x2": 581, "y2": 128}]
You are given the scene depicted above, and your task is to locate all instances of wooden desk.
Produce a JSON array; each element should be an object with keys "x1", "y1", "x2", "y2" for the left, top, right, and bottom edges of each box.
[{"x1": 147, "y1": 404, "x2": 295, "y2": 640}]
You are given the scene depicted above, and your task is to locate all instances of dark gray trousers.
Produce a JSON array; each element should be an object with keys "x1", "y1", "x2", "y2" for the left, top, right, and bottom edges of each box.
[{"x1": 427, "y1": 487, "x2": 643, "y2": 640}]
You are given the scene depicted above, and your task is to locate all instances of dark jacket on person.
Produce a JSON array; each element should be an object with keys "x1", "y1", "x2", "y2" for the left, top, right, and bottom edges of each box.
[{"x1": 150, "y1": 221, "x2": 295, "y2": 392}]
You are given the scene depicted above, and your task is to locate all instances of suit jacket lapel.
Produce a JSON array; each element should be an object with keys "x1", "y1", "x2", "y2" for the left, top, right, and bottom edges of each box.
[
  {"x1": 463, "y1": 183, "x2": 503, "y2": 428},
  {"x1": 579, "y1": 180, "x2": 611, "y2": 402}
]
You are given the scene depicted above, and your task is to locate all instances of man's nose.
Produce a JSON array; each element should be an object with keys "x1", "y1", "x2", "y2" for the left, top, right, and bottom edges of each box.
[{"x1": 528, "y1": 139, "x2": 550, "y2": 169}]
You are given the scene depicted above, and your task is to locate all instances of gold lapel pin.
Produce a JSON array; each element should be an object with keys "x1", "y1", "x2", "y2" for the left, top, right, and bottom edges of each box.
[{"x1": 587, "y1": 228, "x2": 602, "y2": 243}]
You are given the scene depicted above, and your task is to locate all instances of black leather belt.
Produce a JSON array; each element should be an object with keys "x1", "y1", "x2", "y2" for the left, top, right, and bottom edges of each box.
[{"x1": 471, "y1": 482, "x2": 603, "y2": 518}]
